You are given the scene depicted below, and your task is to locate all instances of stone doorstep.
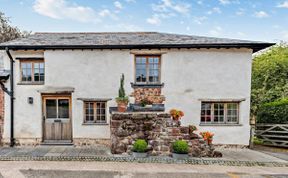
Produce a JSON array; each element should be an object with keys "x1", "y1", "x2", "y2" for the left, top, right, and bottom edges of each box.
[{"x1": 0, "y1": 155, "x2": 287, "y2": 167}]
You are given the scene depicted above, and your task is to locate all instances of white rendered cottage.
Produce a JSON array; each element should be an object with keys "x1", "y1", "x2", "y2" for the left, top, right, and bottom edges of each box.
[{"x1": 0, "y1": 32, "x2": 274, "y2": 146}]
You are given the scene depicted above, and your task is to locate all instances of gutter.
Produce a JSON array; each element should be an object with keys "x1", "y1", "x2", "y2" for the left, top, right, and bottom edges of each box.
[
  {"x1": 5, "y1": 47, "x2": 15, "y2": 147},
  {"x1": 0, "y1": 43, "x2": 276, "y2": 53}
]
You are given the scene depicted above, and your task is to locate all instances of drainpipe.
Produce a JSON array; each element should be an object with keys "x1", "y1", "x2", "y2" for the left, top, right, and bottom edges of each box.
[{"x1": 5, "y1": 47, "x2": 15, "y2": 147}]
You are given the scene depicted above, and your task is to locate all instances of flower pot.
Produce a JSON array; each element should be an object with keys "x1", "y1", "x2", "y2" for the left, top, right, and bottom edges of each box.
[
  {"x1": 132, "y1": 152, "x2": 147, "y2": 158},
  {"x1": 117, "y1": 102, "x2": 127, "y2": 112},
  {"x1": 172, "y1": 153, "x2": 189, "y2": 159}
]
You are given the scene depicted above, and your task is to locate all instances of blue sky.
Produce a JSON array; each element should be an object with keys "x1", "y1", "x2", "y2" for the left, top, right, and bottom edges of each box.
[{"x1": 1, "y1": 0, "x2": 288, "y2": 42}]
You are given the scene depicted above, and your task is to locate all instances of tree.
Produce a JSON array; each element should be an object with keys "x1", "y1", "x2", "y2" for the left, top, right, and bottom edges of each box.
[
  {"x1": 251, "y1": 44, "x2": 288, "y2": 117},
  {"x1": 0, "y1": 11, "x2": 30, "y2": 43}
]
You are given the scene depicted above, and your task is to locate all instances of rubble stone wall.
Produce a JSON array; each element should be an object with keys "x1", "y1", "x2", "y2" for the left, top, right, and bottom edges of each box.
[
  {"x1": 131, "y1": 87, "x2": 165, "y2": 104},
  {"x1": 111, "y1": 112, "x2": 214, "y2": 157}
]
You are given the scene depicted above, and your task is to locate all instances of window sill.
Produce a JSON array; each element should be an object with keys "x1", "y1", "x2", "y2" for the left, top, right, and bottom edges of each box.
[
  {"x1": 131, "y1": 82, "x2": 164, "y2": 88},
  {"x1": 199, "y1": 123, "x2": 242, "y2": 126},
  {"x1": 18, "y1": 82, "x2": 44, "y2": 85},
  {"x1": 82, "y1": 123, "x2": 108, "y2": 126}
]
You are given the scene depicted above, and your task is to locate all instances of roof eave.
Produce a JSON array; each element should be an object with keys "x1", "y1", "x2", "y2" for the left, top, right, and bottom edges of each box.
[{"x1": 0, "y1": 43, "x2": 275, "y2": 53}]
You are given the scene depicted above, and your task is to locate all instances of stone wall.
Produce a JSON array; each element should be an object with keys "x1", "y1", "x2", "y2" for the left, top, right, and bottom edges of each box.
[
  {"x1": 111, "y1": 112, "x2": 215, "y2": 157},
  {"x1": 131, "y1": 87, "x2": 165, "y2": 104}
]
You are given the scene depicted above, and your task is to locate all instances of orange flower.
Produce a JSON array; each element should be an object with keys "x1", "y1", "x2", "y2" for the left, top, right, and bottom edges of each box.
[{"x1": 169, "y1": 109, "x2": 184, "y2": 120}]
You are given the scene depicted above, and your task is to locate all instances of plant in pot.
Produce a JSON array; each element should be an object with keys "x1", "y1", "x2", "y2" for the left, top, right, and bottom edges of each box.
[
  {"x1": 140, "y1": 98, "x2": 153, "y2": 108},
  {"x1": 115, "y1": 74, "x2": 129, "y2": 112},
  {"x1": 132, "y1": 139, "x2": 148, "y2": 158},
  {"x1": 169, "y1": 109, "x2": 184, "y2": 126},
  {"x1": 200, "y1": 131, "x2": 214, "y2": 145},
  {"x1": 172, "y1": 140, "x2": 189, "y2": 159}
]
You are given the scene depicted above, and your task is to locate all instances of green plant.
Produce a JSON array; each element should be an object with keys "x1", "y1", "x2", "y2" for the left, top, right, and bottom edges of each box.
[
  {"x1": 172, "y1": 140, "x2": 189, "y2": 154},
  {"x1": 251, "y1": 45, "x2": 288, "y2": 117},
  {"x1": 133, "y1": 139, "x2": 148, "y2": 153},
  {"x1": 115, "y1": 74, "x2": 129, "y2": 103},
  {"x1": 256, "y1": 98, "x2": 288, "y2": 124},
  {"x1": 253, "y1": 136, "x2": 264, "y2": 145},
  {"x1": 140, "y1": 98, "x2": 153, "y2": 107}
]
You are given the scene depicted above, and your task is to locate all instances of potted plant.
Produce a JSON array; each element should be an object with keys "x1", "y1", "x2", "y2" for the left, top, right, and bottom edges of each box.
[
  {"x1": 115, "y1": 74, "x2": 129, "y2": 112},
  {"x1": 172, "y1": 140, "x2": 189, "y2": 159},
  {"x1": 140, "y1": 98, "x2": 153, "y2": 108},
  {"x1": 200, "y1": 131, "x2": 214, "y2": 145},
  {"x1": 188, "y1": 125, "x2": 197, "y2": 134},
  {"x1": 132, "y1": 139, "x2": 148, "y2": 158},
  {"x1": 169, "y1": 109, "x2": 184, "y2": 121}
]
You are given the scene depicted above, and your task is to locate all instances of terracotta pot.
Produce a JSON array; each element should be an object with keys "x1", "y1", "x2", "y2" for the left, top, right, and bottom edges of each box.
[{"x1": 117, "y1": 102, "x2": 127, "y2": 112}]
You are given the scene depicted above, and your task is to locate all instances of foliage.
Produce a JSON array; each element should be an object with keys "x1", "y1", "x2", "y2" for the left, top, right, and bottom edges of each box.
[
  {"x1": 0, "y1": 11, "x2": 30, "y2": 43},
  {"x1": 169, "y1": 109, "x2": 184, "y2": 121},
  {"x1": 172, "y1": 140, "x2": 189, "y2": 154},
  {"x1": 256, "y1": 98, "x2": 288, "y2": 124},
  {"x1": 115, "y1": 74, "x2": 129, "y2": 103},
  {"x1": 200, "y1": 131, "x2": 214, "y2": 141},
  {"x1": 140, "y1": 98, "x2": 153, "y2": 107},
  {"x1": 252, "y1": 136, "x2": 264, "y2": 145},
  {"x1": 188, "y1": 125, "x2": 197, "y2": 133},
  {"x1": 133, "y1": 139, "x2": 148, "y2": 153},
  {"x1": 251, "y1": 45, "x2": 288, "y2": 119}
]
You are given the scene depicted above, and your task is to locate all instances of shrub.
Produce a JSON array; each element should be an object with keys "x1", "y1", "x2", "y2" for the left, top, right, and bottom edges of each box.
[
  {"x1": 133, "y1": 139, "x2": 148, "y2": 153},
  {"x1": 115, "y1": 74, "x2": 129, "y2": 104},
  {"x1": 257, "y1": 98, "x2": 288, "y2": 124},
  {"x1": 172, "y1": 140, "x2": 189, "y2": 154}
]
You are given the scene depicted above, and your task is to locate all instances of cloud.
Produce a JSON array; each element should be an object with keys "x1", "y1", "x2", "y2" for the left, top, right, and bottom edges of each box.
[
  {"x1": 236, "y1": 8, "x2": 245, "y2": 16},
  {"x1": 254, "y1": 11, "x2": 269, "y2": 18},
  {"x1": 207, "y1": 7, "x2": 222, "y2": 15},
  {"x1": 114, "y1": 1, "x2": 123, "y2": 9},
  {"x1": 209, "y1": 26, "x2": 223, "y2": 37},
  {"x1": 193, "y1": 16, "x2": 207, "y2": 25},
  {"x1": 33, "y1": 0, "x2": 99, "y2": 23},
  {"x1": 98, "y1": 9, "x2": 118, "y2": 20},
  {"x1": 152, "y1": 0, "x2": 190, "y2": 15},
  {"x1": 146, "y1": 15, "x2": 161, "y2": 25},
  {"x1": 147, "y1": 0, "x2": 190, "y2": 25},
  {"x1": 282, "y1": 31, "x2": 288, "y2": 39},
  {"x1": 219, "y1": 0, "x2": 230, "y2": 5},
  {"x1": 125, "y1": 0, "x2": 136, "y2": 3},
  {"x1": 277, "y1": 1, "x2": 288, "y2": 8}
]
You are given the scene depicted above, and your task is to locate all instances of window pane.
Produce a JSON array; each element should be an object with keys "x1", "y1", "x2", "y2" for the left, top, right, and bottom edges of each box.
[
  {"x1": 46, "y1": 99, "x2": 57, "y2": 118},
  {"x1": 85, "y1": 102, "x2": 94, "y2": 122},
  {"x1": 214, "y1": 103, "x2": 224, "y2": 123},
  {"x1": 58, "y1": 99, "x2": 69, "y2": 118},
  {"x1": 201, "y1": 103, "x2": 212, "y2": 123},
  {"x1": 227, "y1": 103, "x2": 238, "y2": 123}
]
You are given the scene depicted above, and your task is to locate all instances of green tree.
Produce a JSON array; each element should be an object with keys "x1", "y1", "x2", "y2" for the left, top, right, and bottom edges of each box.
[
  {"x1": 251, "y1": 44, "x2": 288, "y2": 117},
  {"x1": 0, "y1": 11, "x2": 30, "y2": 43}
]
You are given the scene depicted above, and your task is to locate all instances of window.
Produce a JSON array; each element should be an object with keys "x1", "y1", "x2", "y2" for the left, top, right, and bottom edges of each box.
[
  {"x1": 135, "y1": 56, "x2": 160, "y2": 84},
  {"x1": 20, "y1": 60, "x2": 44, "y2": 83},
  {"x1": 201, "y1": 102, "x2": 239, "y2": 124},
  {"x1": 84, "y1": 101, "x2": 106, "y2": 124}
]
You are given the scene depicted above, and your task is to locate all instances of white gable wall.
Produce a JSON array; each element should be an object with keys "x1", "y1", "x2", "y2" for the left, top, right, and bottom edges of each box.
[{"x1": 2, "y1": 48, "x2": 252, "y2": 145}]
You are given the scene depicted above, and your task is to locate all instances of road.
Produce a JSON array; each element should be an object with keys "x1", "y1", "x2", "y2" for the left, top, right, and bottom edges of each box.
[{"x1": 0, "y1": 161, "x2": 287, "y2": 178}]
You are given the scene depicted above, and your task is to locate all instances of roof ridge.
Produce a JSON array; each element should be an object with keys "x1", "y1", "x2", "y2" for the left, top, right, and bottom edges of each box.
[{"x1": 34, "y1": 32, "x2": 158, "y2": 35}]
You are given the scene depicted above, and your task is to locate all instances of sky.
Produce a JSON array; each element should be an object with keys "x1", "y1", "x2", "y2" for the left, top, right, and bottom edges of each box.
[{"x1": 0, "y1": 0, "x2": 288, "y2": 42}]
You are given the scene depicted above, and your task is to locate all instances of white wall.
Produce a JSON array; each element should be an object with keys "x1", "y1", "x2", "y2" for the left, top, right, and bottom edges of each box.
[{"x1": 2, "y1": 48, "x2": 252, "y2": 145}]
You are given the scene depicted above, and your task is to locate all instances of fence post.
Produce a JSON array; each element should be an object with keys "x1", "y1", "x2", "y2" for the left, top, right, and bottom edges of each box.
[{"x1": 249, "y1": 115, "x2": 256, "y2": 149}]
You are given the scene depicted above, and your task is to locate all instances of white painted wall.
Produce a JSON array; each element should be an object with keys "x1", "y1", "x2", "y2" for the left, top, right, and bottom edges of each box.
[{"x1": 1, "y1": 48, "x2": 252, "y2": 145}]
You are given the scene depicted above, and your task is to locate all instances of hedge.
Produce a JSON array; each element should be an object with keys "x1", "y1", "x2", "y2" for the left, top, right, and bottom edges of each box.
[{"x1": 256, "y1": 98, "x2": 288, "y2": 124}]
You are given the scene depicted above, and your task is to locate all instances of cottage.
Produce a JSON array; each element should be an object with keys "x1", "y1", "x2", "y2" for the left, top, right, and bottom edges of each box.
[{"x1": 0, "y1": 32, "x2": 274, "y2": 147}]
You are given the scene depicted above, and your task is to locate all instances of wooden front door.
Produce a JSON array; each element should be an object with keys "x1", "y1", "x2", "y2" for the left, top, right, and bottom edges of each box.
[{"x1": 43, "y1": 96, "x2": 72, "y2": 143}]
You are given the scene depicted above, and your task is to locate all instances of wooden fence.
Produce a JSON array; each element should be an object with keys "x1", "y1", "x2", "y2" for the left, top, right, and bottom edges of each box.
[{"x1": 255, "y1": 124, "x2": 288, "y2": 147}]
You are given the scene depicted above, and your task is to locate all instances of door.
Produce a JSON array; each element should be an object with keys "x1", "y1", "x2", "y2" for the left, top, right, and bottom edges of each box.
[{"x1": 43, "y1": 96, "x2": 72, "y2": 143}]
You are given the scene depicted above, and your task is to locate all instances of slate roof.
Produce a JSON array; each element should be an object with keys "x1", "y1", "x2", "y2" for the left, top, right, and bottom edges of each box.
[{"x1": 0, "y1": 32, "x2": 274, "y2": 52}]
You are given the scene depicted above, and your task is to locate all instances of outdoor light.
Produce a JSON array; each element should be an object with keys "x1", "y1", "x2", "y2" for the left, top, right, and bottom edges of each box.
[{"x1": 28, "y1": 97, "x2": 33, "y2": 104}]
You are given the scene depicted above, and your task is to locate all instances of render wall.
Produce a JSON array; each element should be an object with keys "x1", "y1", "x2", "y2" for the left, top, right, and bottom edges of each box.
[{"x1": 1, "y1": 48, "x2": 252, "y2": 145}]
